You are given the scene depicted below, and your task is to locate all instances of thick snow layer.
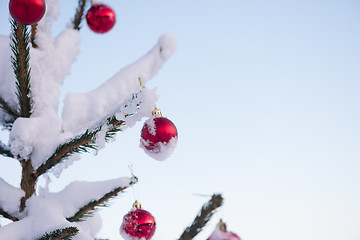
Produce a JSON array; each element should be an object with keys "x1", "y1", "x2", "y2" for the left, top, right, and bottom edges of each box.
[
  {"x1": 47, "y1": 177, "x2": 133, "y2": 218},
  {"x1": 29, "y1": 0, "x2": 79, "y2": 116},
  {"x1": 0, "y1": 178, "x2": 24, "y2": 215},
  {"x1": 0, "y1": 35, "x2": 18, "y2": 125},
  {"x1": 9, "y1": 113, "x2": 63, "y2": 162},
  {"x1": 0, "y1": 177, "x2": 133, "y2": 239},
  {"x1": 62, "y1": 33, "x2": 177, "y2": 134}
]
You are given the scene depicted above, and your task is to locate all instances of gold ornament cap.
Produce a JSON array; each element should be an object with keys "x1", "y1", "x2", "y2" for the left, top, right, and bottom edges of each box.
[
  {"x1": 217, "y1": 219, "x2": 227, "y2": 231},
  {"x1": 152, "y1": 106, "x2": 162, "y2": 117},
  {"x1": 133, "y1": 200, "x2": 142, "y2": 209}
]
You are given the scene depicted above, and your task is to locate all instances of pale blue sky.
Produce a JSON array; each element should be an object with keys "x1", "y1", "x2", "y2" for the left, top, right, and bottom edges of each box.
[{"x1": 1, "y1": 1, "x2": 360, "y2": 240}]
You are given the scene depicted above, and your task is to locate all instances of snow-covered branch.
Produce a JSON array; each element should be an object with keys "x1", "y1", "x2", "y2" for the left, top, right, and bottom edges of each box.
[
  {"x1": 35, "y1": 114, "x2": 126, "y2": 177},
  {"x1": 67, "y1": 176, "x2": 138, "y2": 222},
  {"x1": 36, "y1": 226, "x2": 79, "y2": 240},
  {"x1": 47, "y1": 177, "x2": 137, "y2": 222},
  {"x1": 0, "y1": 177, "x2": 24, "y2": 219},
  {"x1": 35, "y1": 129, "x2": 97, "y2": 177},
  {"x1": 35, "y1": 88, "x2": 152, "y2": 176},
  {"x1": 0, "y1": 208, "x2": 18, "y2": 222},
  {"x1": 62, "y1": 33, "x2": 177, "y2": 134},
  {"x1": 0, "y1": 35, "x2": 19, "y2": 127},
  {"x1": 0, "y1": 141, "x2": 13, "y2": 158},
  {"x1": 0, "y1": 96, "x2": 19, "y2": 120}
]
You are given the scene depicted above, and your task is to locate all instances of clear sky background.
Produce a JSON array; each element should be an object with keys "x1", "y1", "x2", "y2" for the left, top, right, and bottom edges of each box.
[{"x1": 1, "y1": 0, "x2": 360, "y2": 240}]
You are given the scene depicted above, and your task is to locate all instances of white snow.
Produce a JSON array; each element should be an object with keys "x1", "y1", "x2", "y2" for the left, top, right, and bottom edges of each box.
[
  {"x1": 120, "y1": 228, "x2": 147, "y2": 240},
  {"x1": 0, "y1": 178, "x2": 24, "y2": 215},
  {"x1": 49, "y1": 153, "x2": 81, "y2": 178},
  {"x1": 0, "y1": 35, "x2": 18, "y2": 125},
  {"x1": 140, "y1": 136, "x2": 178, "y2": 161}
]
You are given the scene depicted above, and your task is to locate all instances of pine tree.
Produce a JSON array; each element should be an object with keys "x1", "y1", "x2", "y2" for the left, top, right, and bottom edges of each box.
[{"x1": 0, "y1": 0, "x2": 224, "y2": 239}]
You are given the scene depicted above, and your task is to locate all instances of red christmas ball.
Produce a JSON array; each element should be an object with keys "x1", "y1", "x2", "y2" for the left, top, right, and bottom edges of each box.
[
  {"x1": 9, "y1": 0, "x2": 46, "y2": 25},
  {"x1": 140, "y1": 116, "x2": 178, "y2": 152},
  {"x1": 120, "y1": 203, "x2": 156, "y2": 240},
  {"x1": 86, "y1": 3, "x2": 116, "y2": 34}
]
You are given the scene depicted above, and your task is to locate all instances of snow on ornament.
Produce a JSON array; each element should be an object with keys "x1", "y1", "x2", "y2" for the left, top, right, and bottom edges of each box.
[
  {"x1": 86, "y1": 2, "x2": 116, "y2": 34},
  {"x1": 207, "y1": 220, "x2": 242, "y2": 240},
  {"x1": 9, "y1": 0, "x2": 46, "y2": 25},
  {"x1": 140, "y1": 107, "x2": 178, "y2": 161},
  {"x1": 120, "y1": 201, "x2": 156, "y2": 240}
]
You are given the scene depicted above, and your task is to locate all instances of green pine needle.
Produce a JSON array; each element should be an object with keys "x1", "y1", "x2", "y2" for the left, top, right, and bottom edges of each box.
[
  {"x1": 10, "y1": 20, "x2": 32, "y2": 118},
  {"x1": 73, "y1": 0, "x2": 88, "y2": 31},
  {"x1": 36, "y1": 227, "x2": 79, "y2": 240}
]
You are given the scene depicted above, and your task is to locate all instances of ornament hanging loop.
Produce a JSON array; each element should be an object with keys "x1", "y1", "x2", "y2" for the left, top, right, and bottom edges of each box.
[
  {"x1": 152, "y1": 106, "x2": 162, "y2": 117},
  {"x1": 218, "y1": 219, "x2": 227, "y2": 231},
  {"x1": 133, "y1": 200, "x2": 142, "y2": 209},
  {"x1": 128, "y1": 164, "x2": 140, "y2": 202},
  {"x1": 138, "y1": 77, "x2": 146, "y2": 89}
]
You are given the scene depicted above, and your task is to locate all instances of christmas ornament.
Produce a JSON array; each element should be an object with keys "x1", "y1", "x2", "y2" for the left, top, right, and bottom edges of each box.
[
  {"x1": 140, "y1": 107, "x2": 178, "y2": 160},
  {"x1": 9, "y1": 0, "x2": 46, "y2": 25},
  {"x1": 86, "y1": 3, "x2": 116, "y2": 34},
  {"x1": 207, "y1": 220, "x2": 242, "y2": 240},
  {"x1": 120, "y1": 201, "x2": 156, "y2": 240}
]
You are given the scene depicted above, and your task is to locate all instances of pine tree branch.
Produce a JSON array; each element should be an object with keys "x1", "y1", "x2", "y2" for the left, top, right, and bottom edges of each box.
[
  {"x1": 36, "y1": 226, "x2": 79, "y2": 240},
  {"x1": 0, "y1": 207, "x2": 19, "y2": 222},
  {"x1": 67, "y1": 176, "x2": 138, "y2": 222},
  {"x1": 0, "y1": 141, "x2": 14, "y2": 158},
  {"x1": 73, "y1": 0, "x2": 88, "y2": 31},
  {"x1": 34, "y1": 93, "x2": 136, "y2": 174},
  {"x1": 30, "y1": 24, "x2": 38, "y2": 48},
  {"x1": 0, "y1": 96, "x2": 19, "y2": 119},
  {"x1": 35, "y1": 129, "x2": 98, "y2": 177},
  {"x1": 35, "y1": 116, "x2": 125, "y2": 177},
  {"x1": 10, "y1": 20, "x2": 32, "y2": 118},
  {"x1": 178, "y1": 194, "x2": 224, "y2": 240}
]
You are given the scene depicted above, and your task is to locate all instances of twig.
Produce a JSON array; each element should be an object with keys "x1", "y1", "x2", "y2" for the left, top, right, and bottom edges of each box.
[
  {"x1": 0, "y1": 96, "x2": 19, "y2": 119},
  {"x1": 73, "y1": 0, "x2": 88, "y2": 31},
  {"x1": 178, "y1": 194, "x2": 224, "y2": 240},
  {"x1": 67, "y1": 177, "x2": 138, "y2": 222},
  {"x1": 0, "y1": 207, "x2": 19, "y2": 222},
  {"x1": 30, "y1": 24, "x2": 38, "y2": 48},
  {"x1": 0, "y1": 141, "x2": 14, "y2": 158},
  {"x1": 35, "y1": 129, "x2": 98, "y2": 177},
  {"x1": 36, "y1": 116, "x2": 125, "y2": 177}
]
